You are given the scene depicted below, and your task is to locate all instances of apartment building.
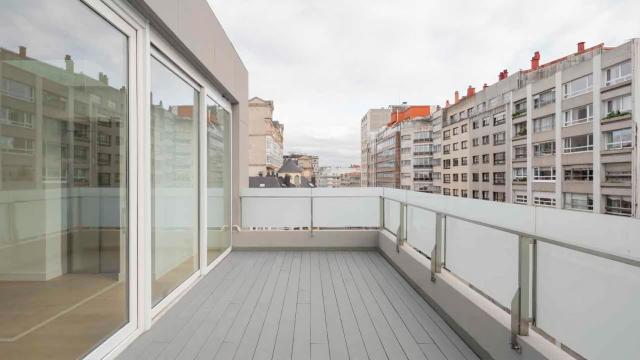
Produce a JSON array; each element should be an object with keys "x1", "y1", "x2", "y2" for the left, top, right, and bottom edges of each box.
[
  {"x1": 248, "y1": 97, "x2": 284, "y2": 176},
  {"x1": 0, "y1": 0, "x2": 248, "y2": 358},
  {"x1": 360, "y1": 108, "x2": 391, "y2": 186},
  {"x1": 439, "y1": 40, "x2": 640, "y2": 217},
  {"x1": 373, "y1": 105, "x2": 440, "y2": 191}
]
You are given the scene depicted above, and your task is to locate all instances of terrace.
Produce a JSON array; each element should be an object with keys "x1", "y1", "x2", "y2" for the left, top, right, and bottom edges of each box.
[{"x1": 118, "y1": 188, "x2": 640, "y2": 360}]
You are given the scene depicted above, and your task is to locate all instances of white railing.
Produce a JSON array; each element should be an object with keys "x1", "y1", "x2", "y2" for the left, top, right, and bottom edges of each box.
[{"x1": 240, "y1": 187, "x2": 640, "y2": 360}]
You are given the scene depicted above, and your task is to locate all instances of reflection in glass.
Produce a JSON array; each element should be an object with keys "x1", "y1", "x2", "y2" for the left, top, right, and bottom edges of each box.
[
  {"x1": 150, "y1": 57, "x2": 199, "y2": 306},
  {"x1": 0, "y1": 0, "x2": 128, "y2": 358},
  {"x1": 206, "y1": 97, "x2": 230, "y2": 264}
]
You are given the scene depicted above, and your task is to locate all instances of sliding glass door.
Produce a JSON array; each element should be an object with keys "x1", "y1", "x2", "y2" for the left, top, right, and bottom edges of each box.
[
  {"x1": 149, "y1": 56, "x2": 200, "y2": 306},
  {"x1": 206, "y1": 96, "x2": 231, "y2": 264},
  {"x1": 0, "y1": 0, "x2": 131, "y2": 358}
]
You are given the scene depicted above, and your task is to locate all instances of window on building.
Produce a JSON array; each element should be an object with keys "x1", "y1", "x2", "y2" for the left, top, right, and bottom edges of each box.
[
  {"x1": 564, "y1": 166, "x2": 593, "y2": 181},
  {"x1": 604, "y1": 128, "x2": 632, "y2": 150},
  {"x1": 472, "y1": 173, "x2": 479, "y2": 182},
  {"x1": 454, "y1": 127, "x2": 460, "y2": 135},
  {"x1": 563, "y1": 193, "x2": 593, "y2": 211},
  {"x1": 533, "y1": 140, "x2": 555, "y2": 156},
  {"x1": 73, "y1": 168, "x2": 89, "y2": 184},
  {"x1": 443, "y1": 174, "x2": 451, "y2": 183},
  {"x1": 493, "y1": 112, "x2": 506, "y2": 126},
  {"x1": 533, "y1": 115, "x2": 554, "y2": 133},
  {"x1": 453, "y1": 174, "x2": 459, "y2": 182},
  {"x1": 513, "y1": 145, "x2": 527, "y2": 159},
  {"x1": 452, "y1": 158, "x2": 459, "y2": 167},
  {"x1": 534, "y1": 193, "x2": 556, "y2": 207},
  {"x1": 603, "y1": 94, "x2": 632, "y2": 118},
  {"x1": 472, "y1": 138, "x2": 479, "y2": 146},
  {"x1": 493, "y1": 172, "x2": 505, "y2": 185},
  {"x1": 1, "y1": 106, "x2": 35, "y2": 128},
  {"x1": 603, "y1": 60, "x2": 632, "y2": 87},
  {"x1": 472, "y1": 120, "x2": 479, "y2": 129},
  {"x1": 513, "y1": 121, "x2": 527, "y2": 137},
  {"x1": 605, "y1": 196, "x2": 632, "y2": 216},
  {"x1": 452, "y1": 142, "x2": 458, "y2": 151},
  {"x1": 603, "y1": 162, "x2": 631, "y2": 184},
  {"x1": 453, "y1": 189, "x2": 459, "y2": 197},
  {"x1": 563, "y1": 74, "x2": 593, "y2": 98},
  {"x1": 482, "y1": 191, "x2": 490, "y2": 200},
  {"x1": 513, "y1": 99, "x2": 527, "y2": 117},
  {"x1": 98, "y1": 132, "x2": 111, "y2": 146},
  {"x1": 513, "y1": 167, "x2": 527, "y2": 182},
  {"x1": 482, "y1": 154, "x2": 489, "y2": 163},
  {"x1": 98, "y1": 172, "x2": 111, "y2": 186},
  {"x1": 514, "y1": 193, "x2": 528, "y2": 204},
  {"x1": 443, "y1": 130, "x2": 451, "y2": 140},
  {"x1": 461, "y1": 157, "x2": 468, "y2": 166},
  {"x1": 493, "y1": 131, "x2": 505, "y2": 145},
  {"x1": 1, "y1": 78, "x2": 35, "y2": 102},
  {"x1": 493, "y1": 192, "x2": 506, "y2": 202},
  {"x1": 493, "y1": 152, "x2": 506, "y2": 165},
  {"x1": 472, "y1": 190, "x2": 479, "y2": 199},
  {"x1": 482, "y1": 172, "x2": 489, "y2": 182},
  {"x1": 461, "y1": 140, "x2": 468, "y2": 149},
  {"x1": 482, "y1": 135, "x2": 490, "y2": 145},
  {"x1": 74, "y1": 145, "x2": 89, "y2": 161},
  {"x1": 443, "y1": 144, "x2": 450, "y2": 154},
  {"x1": 461, "y1": 189, "x2": 468, "y2": 198},
  {"x1": 533, "y1": 88, "x2": 555, "y2": 108},
  {"x1": 461, "y1": 173, "x2": 468, "y2": 182},
  {"x1": 75, "y1": 124, "x2": 90, "y2": 140},
  {"x1": 461, "y1": 124, "x2": 468, "y2": 133},
  {"x1": 98, "y1": 152, "x2": 111, "y2": 166},
  {"x1": 443, "y1": 188, "x2": 451, "y2": 195},
  {"x1": 563, "y1": 134, "x2": 593, "y2": 153},
  {"x1": 472, "y1": 155, "x2": 479, "y2": 164},
  {"x1": 482, "y1": 117, "x2": 490, "y2": 127},
  {"x1": 488, "y1": 97, "x2": 497, "y2": 108},
  {"x1": 563, "y1": 104, "x2": 593, "y2": 126},
  {"x1": 533, "y1": 167, "x2": 556, "y2": 181}
]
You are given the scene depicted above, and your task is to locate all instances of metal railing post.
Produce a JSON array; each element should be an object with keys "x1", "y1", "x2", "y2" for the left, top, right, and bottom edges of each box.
[
  {"x1": 379, "y1": 197, "x2": 385, "y2": 230},
  {"x1": 510, "y1": 235, "x2": 531, "y2": 351},
  {"x1": 397, "y1": 202, "x2": 405, "y2": 253},
  {"x1": 431, "y1": 213, "x2": 444, "y2": 282},
  {"x1": 310, "y1": 196, "x2": 314, "y2": 237}
]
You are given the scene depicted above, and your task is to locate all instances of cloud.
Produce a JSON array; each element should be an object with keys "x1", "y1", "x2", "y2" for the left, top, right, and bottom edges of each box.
[{"x1": 210, "y1": 0, "x2": 640, "y2": 166}]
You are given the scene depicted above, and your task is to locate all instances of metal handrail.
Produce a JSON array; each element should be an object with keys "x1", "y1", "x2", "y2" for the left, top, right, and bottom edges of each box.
[{"x1": 399, "y1": 199, "x2": 640, "y2": 269}]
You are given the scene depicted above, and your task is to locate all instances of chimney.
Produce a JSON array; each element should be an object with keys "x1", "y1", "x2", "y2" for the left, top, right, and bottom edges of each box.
[
  {"x1": 530, "y1": 52, "x2": 540, "y2": 70},
  {"x1": 577, "y1": 41, "x2": 585, "y2": 53},
  {"x1": 483, "y1": 83, "x2": 488, "y2": 89},
  {"x1": 445, "y1": 100, "x2": 450, "y2": 107},
  {"x1": 98, "y1": 72, "x2": 109, "y2": 85},
  {"x1": 503, "y1": 69, "x2": 508, "y2": 78},
  {"x1": 454, "y1": 91, "x2": 460, "y2": 103},
  {"x1": 466, "y1": 85, "x2": 475, "y2": 97},
  {"x1": 64, "y1": 54, "x2": 74, "y2": 73},
  {"x1": 18, "y1": 46, "x2": 27, "y2": 57},
  {"x1": 498, "y1": 70, "x2": 505, "y2": 81}
]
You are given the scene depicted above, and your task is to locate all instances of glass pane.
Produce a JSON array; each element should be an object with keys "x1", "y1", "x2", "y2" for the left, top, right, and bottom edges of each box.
[
  {"x1": 0, "y1": 0, "x2": 129, "y2": 358},
  {"x1": 206, "y1": 97, "x2": 230, "y2": 264},
  {"x1": 150, "y1": 57, "x2": 199, "y2": 306}
]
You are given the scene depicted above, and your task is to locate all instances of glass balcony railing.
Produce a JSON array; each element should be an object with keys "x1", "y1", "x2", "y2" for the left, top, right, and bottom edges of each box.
[{"x1": 240, "y1": 187, "x2": 640, "y2": 359}]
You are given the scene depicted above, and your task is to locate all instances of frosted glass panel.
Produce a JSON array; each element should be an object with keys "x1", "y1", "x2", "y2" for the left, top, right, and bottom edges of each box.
[
  {"x1": 406, "y1": 206, "x2": 436, "y2": 255},
  {"x1": 384, "y1": 198, "x2": 400, "y2": 235},
  {"x1": 313, "y1": 197, "x2": 379, "y2": 228},
  {"x1": 446, "y1": 218, "x2": 518, "y2": 308},
  {"x1": 242, "y1": 197, "x2": 311, "y2": 228},
  {"x1": 537, "y1": 243, "x2": 640, "y2": 360}
]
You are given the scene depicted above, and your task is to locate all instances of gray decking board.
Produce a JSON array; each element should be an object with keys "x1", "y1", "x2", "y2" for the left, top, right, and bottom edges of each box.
[{"x1": 117, "y1": 250, "x2": 479, "y2": 360}]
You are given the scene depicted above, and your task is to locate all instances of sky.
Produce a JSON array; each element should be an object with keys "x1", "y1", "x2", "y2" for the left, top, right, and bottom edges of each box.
[{"x1": 210, "y1": 0, "x2": 640, "y2": 167}]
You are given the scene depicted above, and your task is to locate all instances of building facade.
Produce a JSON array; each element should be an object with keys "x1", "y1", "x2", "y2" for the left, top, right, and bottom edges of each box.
[
  {"x1": 360, "y1": 108, "x2": 391, "y2": 186},
  {"x1": 438, "y1": 40, "x2": 640, "y2": 217},
  {"x1": 0, "y1": 0, "x2": 248, "y2": 358},
  {"x1": 248, "y1": 97, "x2": 284, "y2": 176},
  {"x1": 284, "y1": 153, "x2": 318, "y2": 184}
]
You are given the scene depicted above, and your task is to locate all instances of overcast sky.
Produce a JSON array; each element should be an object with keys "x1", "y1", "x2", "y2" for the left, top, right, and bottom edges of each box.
[{"x1": 210, "y1": 0, "x2": 640, "y2": 166}]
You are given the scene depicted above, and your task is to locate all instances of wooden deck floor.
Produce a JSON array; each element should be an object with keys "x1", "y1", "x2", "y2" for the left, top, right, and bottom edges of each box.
[{"x1": 118, "y1": 251, "x2": 478, "y2": 360}]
